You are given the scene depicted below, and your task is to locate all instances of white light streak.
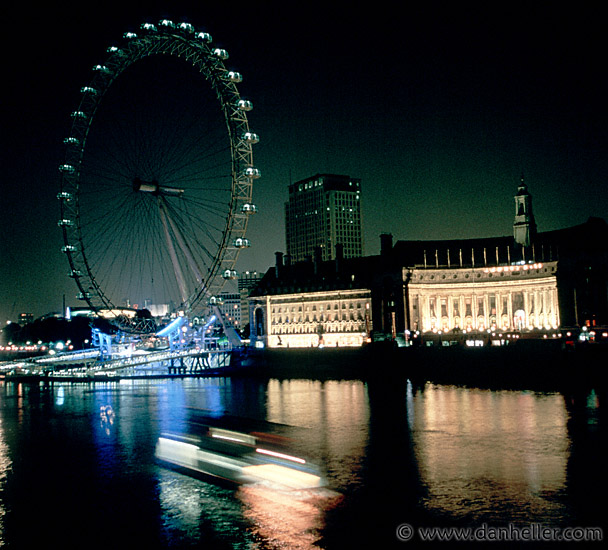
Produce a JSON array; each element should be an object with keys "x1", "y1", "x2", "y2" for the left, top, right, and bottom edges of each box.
[{"x1": 255, "y1": 448, "x2": 306, "y2": 464}]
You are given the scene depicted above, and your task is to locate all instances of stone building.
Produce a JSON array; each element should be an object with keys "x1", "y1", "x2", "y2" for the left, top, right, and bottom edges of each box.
[
  {"x1": 249, "y1": 246, "x2": 377, "y2": 348},
  {"x1": 250, "y1": 178, "x2": 608, "y2": 348}
]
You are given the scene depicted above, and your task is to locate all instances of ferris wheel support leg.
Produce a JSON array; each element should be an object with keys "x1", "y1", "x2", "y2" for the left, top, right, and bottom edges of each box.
[
  {"x1": 212, "y1": 305, "x2": 243, "y2": 348},
  {"x1": 164, "y1": 205, "x2": 204, "y2": 284},
  {"x1": 158, "y1": 198, "x2": 189, "y2": 305}
]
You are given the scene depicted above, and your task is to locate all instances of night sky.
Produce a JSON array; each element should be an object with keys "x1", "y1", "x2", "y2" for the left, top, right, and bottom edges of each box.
[{"x1": 1, "y1": 1, "x2": 606, "y2": 319}]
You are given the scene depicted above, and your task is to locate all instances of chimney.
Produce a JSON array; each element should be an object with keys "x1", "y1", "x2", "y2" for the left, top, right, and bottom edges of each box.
[
  {"x1": 274, "y1": 251, "x2": 283, "y2": 279},
  {"x1": 380, "y1": 233, "x2": 393, "y2": 256},
  {"x1": 335, "y1": 243, "x2": 344, "y2": 273},
  {"x1": 313, "y1": 246, "x2": 323, "y2": 275}
]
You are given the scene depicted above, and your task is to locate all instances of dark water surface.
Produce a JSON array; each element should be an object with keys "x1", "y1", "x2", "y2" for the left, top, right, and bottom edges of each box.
[{"x1": 0, "y1": 374, "x2": 604, "y2": 548}]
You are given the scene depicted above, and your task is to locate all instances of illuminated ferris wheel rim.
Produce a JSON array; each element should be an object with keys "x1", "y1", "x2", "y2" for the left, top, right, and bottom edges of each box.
[{"x1": 57, "y1": 19, "x2": 259, "y2": 328}]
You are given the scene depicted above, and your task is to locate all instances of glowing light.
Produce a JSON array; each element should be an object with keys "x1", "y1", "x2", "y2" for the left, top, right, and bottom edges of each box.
[
  {"x1": 242, "y1": 464, "x2": 321, "y2": 489},
  {"x1": 256, "y1": 448, "x2": 306, "y2": 464},
  {"x1": 156, "y1": 316, "x2": 184, "y2": 337},
  {"x1": 210, "y1": 428, "x2": 256, "y2": 445}
]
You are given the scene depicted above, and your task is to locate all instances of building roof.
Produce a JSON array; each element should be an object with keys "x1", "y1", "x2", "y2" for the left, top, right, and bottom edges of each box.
[
  {"x1": 250, "y1": 218, "x2": 608, "y2": 297},
  {"x1": 391, "y1": 217, "x2": 608, "y2": 268}
]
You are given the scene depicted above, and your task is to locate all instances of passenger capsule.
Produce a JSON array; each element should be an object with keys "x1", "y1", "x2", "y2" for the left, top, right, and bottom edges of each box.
[
  {"x1": 57, "y1": 219, "x2": 74, "y2": 227},
  {"x1": 178, "y1": 22, "x2": 194, "y2": 33},
  {"x1": 242, "y1": 132, "x2": 259, "y2": 144},
  {"x1": 234, "y1": 238, "x2": 251, "y2": 248},
  {"x1": 213, "y1": 48, "x2": 229, "y2": 60},
  {"x1": 123, "y1": 32, "x2": 137, "y2": 40},
  {"x1": 197, "y1": 31, "x2": 212, "y2": 43},
  {"x1": 80, "y1": 86, "x2": 98, "y2": 95},
  {"x1": 243, "y1": 167, "x2": 261, "y2": 179},
  {"x1": 227, "y1": 71, "x2": 243, "y2": 83},
  {"x1": 69, "y1": 269, "x2": 82, "y2": 278},
  {"x1": 57, "y1": 191, "x2": 74, "y2": 201},
  {"x1": 242, "y1": 203, "x2": 258, "y2": 214},
  {"x1": 222, "y1": 269, "x2": 238, "y2": 279},
  {"x1": 93, "y1": 64, "x2": 113, "y2": 75},
  {"x1": 140, "y1": 23, "x2": 157, "y2": 32},
  {"x1": 63, "y1": 137, "x2": 80, "y2": 146},
  {"x1": 70, "y1": 111, "x2": 87, "y2": 120},
  {"x1": 159, "y1": 19, "x2": 175, "y2": 28},
  {"x1": 61, "y1": 245, "x2": 77, "y2": 253},
  {"x1": 237, "y1": 99, "x2": 253, "y2": 111},
  {"x1": 59, "y1": 164, "x2": 75, "y2": 174}
]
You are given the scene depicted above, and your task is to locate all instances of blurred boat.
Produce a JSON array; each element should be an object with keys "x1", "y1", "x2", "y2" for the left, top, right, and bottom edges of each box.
[{"x1": 155, "y1": 413, "x2": 325, "y2": 490}]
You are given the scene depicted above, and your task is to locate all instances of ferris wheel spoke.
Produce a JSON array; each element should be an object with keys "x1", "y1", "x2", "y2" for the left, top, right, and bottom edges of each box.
[
  {"x1": 159, "y1": 148, "x2": 232, "y2": 187},
  {"x1": 59, "y1": 21, "x2": 257, "y2": 325},
  {"x1": 162, "y1": 199, "x2": 223, "y2": 259},
  {"x1": 180, "y1": 198, "x2": 231, "y2": 224}
]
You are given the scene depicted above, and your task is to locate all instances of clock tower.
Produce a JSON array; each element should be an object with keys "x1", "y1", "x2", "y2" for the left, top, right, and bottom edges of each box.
[{"x1": 513, "y1": 175, "x2": 536, "y2": 248}]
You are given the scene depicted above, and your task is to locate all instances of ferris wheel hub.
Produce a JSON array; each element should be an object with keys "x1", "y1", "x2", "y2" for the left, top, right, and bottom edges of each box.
[
  {"x1": 59, "y1": 22, "x2": 257, "y2": 331},
  {"x1": 133, "y1": 177, "x2": 184, "y2": 196}
]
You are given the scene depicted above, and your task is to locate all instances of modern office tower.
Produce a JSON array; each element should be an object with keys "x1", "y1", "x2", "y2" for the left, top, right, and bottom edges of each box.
[
  {"x1": 237, "y1": 270, "x2": 261, "y2": 332},
  {"x1": 285, "y1": 174, "x2": 363, "y2": 262}
]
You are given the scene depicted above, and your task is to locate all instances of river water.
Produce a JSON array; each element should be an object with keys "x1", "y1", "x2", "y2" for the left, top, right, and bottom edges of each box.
[{"x1": 0, "y1": 372, "x2": 604, "y2": 549}]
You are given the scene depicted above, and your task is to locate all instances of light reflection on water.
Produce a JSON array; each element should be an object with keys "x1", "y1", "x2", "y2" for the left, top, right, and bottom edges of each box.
[
  {"x1": 0, "y1": 376, "x2": 604, "y2": 548},
  {"x1": 265, "y1": 379, "x2": 369, "y2": 490},
  {"x1": 0, "y1": 415, "x2": 11, "y2": 546},
  {"x1": 409, "y1": 384, "x2": 571, "y2": 525}
]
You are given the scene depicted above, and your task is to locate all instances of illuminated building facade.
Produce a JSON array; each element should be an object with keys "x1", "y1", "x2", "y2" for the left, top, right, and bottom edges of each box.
[
  {"x1": 398, "y1": 216, "x2": 608, "y2": 333},
  {"x1": 251, "y1": 288, "x2": 372, "y2": 348},
  {"x1": 406, "y1": 261, "x2": 559, "y2": 333},
  {"x1": 251, "y1": 179, "x2": 608, "y2": 348},
  {"x1": 249, "y1": 247, "x2": 377, "y2": 348},
  {"x1": 285, "y1": 174, "x2": 363, "y2": 262}
]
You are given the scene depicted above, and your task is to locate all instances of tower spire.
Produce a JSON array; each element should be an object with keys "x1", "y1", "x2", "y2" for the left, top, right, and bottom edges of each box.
[{"x1": 513, "y1": 175, "x2": 536, "y2": 248}]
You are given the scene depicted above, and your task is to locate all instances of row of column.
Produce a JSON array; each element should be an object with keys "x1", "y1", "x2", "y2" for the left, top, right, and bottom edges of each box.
[{"x1": 415, "y1": 287, "x2": 559, "y2": 332}]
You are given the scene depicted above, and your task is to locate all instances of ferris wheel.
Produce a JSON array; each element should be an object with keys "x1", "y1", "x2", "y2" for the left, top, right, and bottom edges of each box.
[{"x1": 58, "y1": 20, "x2": 259, "y2": 331}]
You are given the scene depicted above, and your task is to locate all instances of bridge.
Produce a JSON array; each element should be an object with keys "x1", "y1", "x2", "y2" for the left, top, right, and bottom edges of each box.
[
  {"x1": 0, "y1": 307, "x2": 247, "y2": 380},
  {"x1": 1, "y1": 345, "x2": 235, "y2": 380}
]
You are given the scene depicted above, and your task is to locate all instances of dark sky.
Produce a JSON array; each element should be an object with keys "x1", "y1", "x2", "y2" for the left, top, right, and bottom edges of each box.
[{"x1": 1, "y1": 1, "x2": 606, "y2": 319}]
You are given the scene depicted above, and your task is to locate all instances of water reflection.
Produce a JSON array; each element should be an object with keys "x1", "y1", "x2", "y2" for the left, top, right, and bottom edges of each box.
[
  {"x1": 158, "y1": 469, "x2": 255, "y2": 548},
  {"x1": 265, "y1": 379, "x2": 369, "y2": 489},
  {"x1": 564, "y1": 387, "x2": 606, "y2": 530},
  {"x1": 238, "y1": 484, "x2": 343, "y2": 549},
  {"x1": 411, "y1": 384, "x2": 571, "y2": 525},
  {"x1": 0, "y1": 400, "x2": 11, "y2": 546},
  {"x1": 0, "y1": 377, "x2": 604, "y2": 548}
]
